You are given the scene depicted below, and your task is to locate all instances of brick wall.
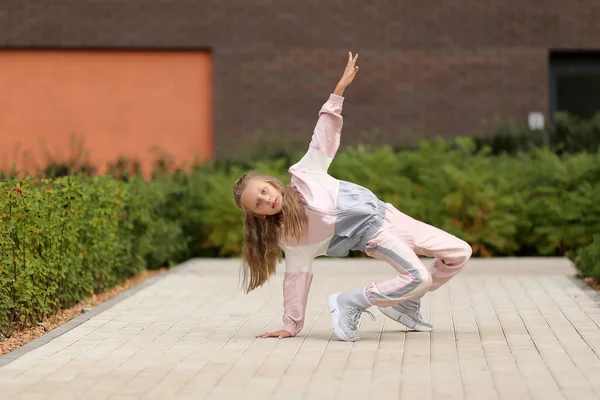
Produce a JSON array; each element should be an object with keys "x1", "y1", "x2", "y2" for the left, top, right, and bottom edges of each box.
[{"x1": 2, "y1": 1, "x2": 600, "y2": 160}]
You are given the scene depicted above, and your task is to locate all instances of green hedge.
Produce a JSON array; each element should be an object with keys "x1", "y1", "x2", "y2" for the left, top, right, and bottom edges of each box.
[
  {"x1": 569, "y1": 235, "x2": 600, "y2": 282},
  {"x1": 2, "y1": 137, "x2": 600, "y2": 337},
  {"x1": 472, "y1": 111, "x2": 600, "y2": 155},
  {"x1": 0, "y1": 175, "x2": 186, "y2": 337}
]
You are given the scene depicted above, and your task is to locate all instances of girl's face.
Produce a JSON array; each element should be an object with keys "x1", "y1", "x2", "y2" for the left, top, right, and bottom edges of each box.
[{"x1": 240, "y1": 179, "x2": 284, "y2": 216}]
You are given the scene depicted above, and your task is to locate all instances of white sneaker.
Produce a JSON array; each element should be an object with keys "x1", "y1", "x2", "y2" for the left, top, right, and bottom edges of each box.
[
  {"x1": 328, "y1": 292, "x2": 375, "y2": 342},
  {"x1": 379, "y1": 299, "x2": 433, "y2": 332}
]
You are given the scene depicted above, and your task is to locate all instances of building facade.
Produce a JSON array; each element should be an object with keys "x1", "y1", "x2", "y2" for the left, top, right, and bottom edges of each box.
[{"x1": 1, "y1": 1, "x2": 600, "y2": 171}]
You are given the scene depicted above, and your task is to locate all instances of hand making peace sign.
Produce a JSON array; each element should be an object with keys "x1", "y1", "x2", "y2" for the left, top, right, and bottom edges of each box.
[{"x1": 334, "y1": 52, "x2": 359, "y2": 96}]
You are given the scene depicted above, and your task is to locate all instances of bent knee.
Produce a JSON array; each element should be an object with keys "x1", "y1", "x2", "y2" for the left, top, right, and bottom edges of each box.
[
  {"x1": 446, "y1": 239, "x2": 472, "y2": 266},
  {"x1": 460, "y1": 240, "x2": 473, "y2": 260}
]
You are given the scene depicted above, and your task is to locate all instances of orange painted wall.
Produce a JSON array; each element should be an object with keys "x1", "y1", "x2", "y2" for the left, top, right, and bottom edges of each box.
[{"x1": 0, "y1": 50, "x2": 212, "y2": 176}]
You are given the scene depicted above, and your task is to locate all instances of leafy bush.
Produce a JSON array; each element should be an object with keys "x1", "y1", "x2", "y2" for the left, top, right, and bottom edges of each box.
[
  {"x1": 569, "y1": 234, "x2": 600, "y2": 281},
  {"x1": 551, "y1": 112, "x2": 600, "y2": 154},
  {"x1": 473, "y1": 124, "x2": 548, "y2": 156},
  {"x1": 472, "y1": 111, "x2": 600, "y2": 155},
  {"x1": 0, "y1": 175, "x2": 184, "y2": 337}
]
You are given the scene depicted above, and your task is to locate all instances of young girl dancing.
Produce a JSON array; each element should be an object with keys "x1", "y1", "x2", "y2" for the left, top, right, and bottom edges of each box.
[{"x1": 232, "y1": 52, "x2": 472, "y2": 342}]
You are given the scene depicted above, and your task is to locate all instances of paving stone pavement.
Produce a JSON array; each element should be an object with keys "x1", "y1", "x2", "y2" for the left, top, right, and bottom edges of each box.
[{"x1": 0, "y1": 257, "x2": 599, "y2": 400}]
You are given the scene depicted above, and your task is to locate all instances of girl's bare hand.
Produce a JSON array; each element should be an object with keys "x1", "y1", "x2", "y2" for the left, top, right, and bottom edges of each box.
[
  {"x1": 256, "y1": 329, "x2": 292, "y2": 339},
  {"x1": 334, "y1": 52, "x2": 359, "y2": 96}
]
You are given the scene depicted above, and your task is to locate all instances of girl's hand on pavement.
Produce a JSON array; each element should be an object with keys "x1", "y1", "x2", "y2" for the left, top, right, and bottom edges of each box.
[{"x1": 256, "y1": 329, "x2": 292, "y2": 339}]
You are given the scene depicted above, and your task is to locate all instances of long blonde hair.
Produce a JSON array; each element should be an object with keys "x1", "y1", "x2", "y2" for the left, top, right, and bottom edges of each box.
[{"x1": 232, "y1": 171, "x2": 308, "y2": 293}]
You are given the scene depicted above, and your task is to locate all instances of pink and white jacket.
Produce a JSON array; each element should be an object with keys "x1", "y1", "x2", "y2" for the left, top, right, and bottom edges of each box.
[{"x1": 280, "y1": 94, "x2": 387, "y2": 336}]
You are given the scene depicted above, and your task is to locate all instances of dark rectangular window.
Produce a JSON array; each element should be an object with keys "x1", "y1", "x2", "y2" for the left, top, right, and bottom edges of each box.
[{"x1": 550, "y1": 51, "x2": 600, "y2": 119}]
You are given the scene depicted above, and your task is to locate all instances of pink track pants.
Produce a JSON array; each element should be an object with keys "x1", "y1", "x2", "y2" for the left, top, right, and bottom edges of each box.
[{"x1": 364, "y1": 203, "x2": 472, "y2": 307}]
